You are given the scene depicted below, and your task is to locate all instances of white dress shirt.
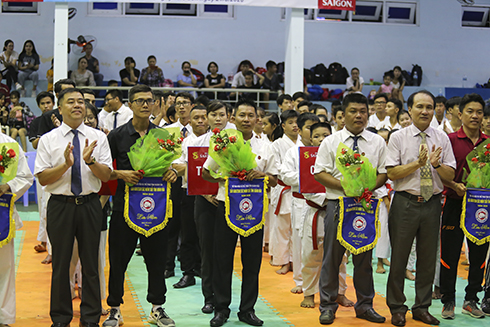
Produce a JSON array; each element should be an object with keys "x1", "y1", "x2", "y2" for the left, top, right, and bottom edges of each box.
[
  {"x1": 0, "y1": 134, "x2": 34, "y2": 229},
  {"x1": 386, "y1": 124, "x2": 456, "y2": 195},
  {"x1": 314, "y1": 127, "x2": 387, "y2": 200},
  {"x1": 34, "y1": 122, "x2": 113, "y2": 196},
  {"x1": 104, "y1": 104, "x2": 133, "y2": 132},
  {"x1": 98, "y1": 109, "x2": 110, "y2": 129},
  {"x1": 166, "y1": 120, "x2": 193, "y2": 137},
  {"x1": 173, "y1": 132, "x2": 198, "y2": 189},
  {"x1": 204, "y1": 136, "x2": 278, "y2": 202}
]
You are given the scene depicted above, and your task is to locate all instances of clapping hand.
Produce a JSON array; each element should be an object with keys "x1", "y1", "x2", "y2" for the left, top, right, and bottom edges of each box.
[
  {"x1": 64, "y1": 142, "x2": 74, "y2": 167},
  {"x1": 429, "y1": 144, "x2": 442, "y2": 168},
  {"x1": 82, "y1": 139, "x2": 97, "y2": 164}
]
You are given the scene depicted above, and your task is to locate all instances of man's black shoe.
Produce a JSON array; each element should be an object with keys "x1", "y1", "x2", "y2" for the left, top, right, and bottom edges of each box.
[
  {"x1": 210, "y1": 312, "x2": 228, "y2": 327},
  {"x1": 202, "y1": 303, "x2": 214, "y2": 314},
  {"x1": 164, "y1": 270, "x2": 175, "y2": 279},
  {"x1": 173, "y1": 275, "x2": 196, "y2": 288},
  {"x1": 319, "y1": 310, "x2": 335, "y2": 325},
  {"x1": 356, "y1": 308, "x2": 386, "y2": 323},
  {"x1": 237, "y1": 311, "x2": 263, "y2": 326},
  {"x1": 79, "y1": 322, "x2": 99, "y2": 327}
]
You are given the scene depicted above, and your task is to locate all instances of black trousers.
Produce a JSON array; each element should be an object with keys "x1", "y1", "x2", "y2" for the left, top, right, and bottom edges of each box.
[
  {"x1": 387, "y1": 192, "x2": 441, "y2": 315},
  {"x1": 195, "y1": 195, "x2": 218, "y2": 304},
  {"x1": 440, "y1": 197, "x2": 489, "y2": 303},
  {"x1": 107, "y1": 210, "x2": 168, "y2": 307},
  {"x1": 319, "y1": 200, "x2": 374, "y2": 315},
  {"x1": 180, "y1": 193, "x2": 201, "y2": 275},
  {"x1": 213, "y1": 201, "x2": 263, "y2": 316},
  {"x1": 0, "y1": 66, "x2": 18, "y2": 89},
  {"x1": 47, "y1": 195, "x2": 102, "y2": 324},
  {"x1": 166, "y1": 179, "x2": 183, "y2": 271}
]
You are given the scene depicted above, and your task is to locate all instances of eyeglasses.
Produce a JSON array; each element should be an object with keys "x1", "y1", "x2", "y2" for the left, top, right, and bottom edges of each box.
[
  {"x1": 176, "y1": 101, "x2": 191, "y2": 107},
  {"x1": 374, "y1": 101, "x2": 386, "y2": 105},
  {"x1": 132, "y1": 98, "x2": 155, "y2": 106},
  {"x1": 105, "y1": 97, "x2": 114, "y2": 102}
]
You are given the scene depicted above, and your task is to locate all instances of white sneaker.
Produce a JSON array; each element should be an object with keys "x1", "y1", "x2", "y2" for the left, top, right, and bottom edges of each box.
[
  {"x1": 102, "y1": 308, "x2": 124, "y2": 327},
  {"x1": 20, "y1": 89, "x2": 25, "y2": 98},
  {"x1": 15, "y1": 82, "x2": 23, "y2": 90},
  {"x1": 148, "y1": 307, "x2": 175, "y2": 327},
  {"x1": 31, "y1": 89, "x2": 37, "y2": 97}
]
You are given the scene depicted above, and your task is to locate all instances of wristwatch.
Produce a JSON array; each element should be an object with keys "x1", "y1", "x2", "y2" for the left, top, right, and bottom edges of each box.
[{"x1": 86, "y1": 157, "x2": 96, "y2": 166}]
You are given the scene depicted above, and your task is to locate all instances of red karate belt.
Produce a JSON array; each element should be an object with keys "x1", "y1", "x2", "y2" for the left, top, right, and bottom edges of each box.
[
  {"x1": 274, "y1": 180, "x2": 292, "y2": 215},
  {"x1": 292, "y1": 192, "x2": 305, "y2": 200},
  {"x1": 305, "y1": 199, "x2": 326, "y2": 250}
]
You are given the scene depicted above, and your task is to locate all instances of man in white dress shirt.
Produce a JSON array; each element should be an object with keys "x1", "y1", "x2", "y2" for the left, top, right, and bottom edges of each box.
[
  {"x1": 35, "y1": 88, "x2": 113, "y2": 327},
  {"x1": 104, "y1": 89, "x2": 133, "y2": 132},
  {"x1": 314, "y1": 93, "x2": 387, "y2": 325},
  {"x1": 0, "y1": 134, "x2": 33, "y2": 327}
]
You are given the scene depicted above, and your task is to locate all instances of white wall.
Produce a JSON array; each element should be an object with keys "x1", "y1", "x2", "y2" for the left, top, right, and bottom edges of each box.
[{"x1": 1, "y1": 0, "x2": 490, "y2": 88}]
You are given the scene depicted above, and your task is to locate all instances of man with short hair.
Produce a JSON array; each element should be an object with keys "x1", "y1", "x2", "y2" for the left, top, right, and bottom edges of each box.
[
  {"x1": 35, "y1": 87, "x2": 113, "y2": 327},
  {"x1": 386, "y1": 90, "x2": 456, "y2": 327},
  {"x1": 430, "y1": 95, "x2": 447, "y2": 128},
  {"x1": 314, "y1": 93, "x2": 387, "y2": 325},
  {"x1": 167, "y1": 92, "x2": 194, "y2": 136},
  {"x1": 104, "y1": 89, "x2": 132, "y2": 132},
  {"x1": 438, "y1": 97, "x2": 461, "y2": 134},
  {"x1": 367, "y1": 93, "x2": 388, "y2": 128},
  {"x1": 83, "y1": 43, "x2": 103, "y2": 86},
  {"x1": 104, "y1": 84, "x2": 176, "y2": 327},
  {"x1": 440, "y1": 93, "x2": 489, "y2": 320},
  {"x1": 292, "y1": 92, "x2": 307, "y2": 111},
  {"x1": 276, "y1": 94, "x2": 293, "y2": 112},
  {"x1": 81, "y1": 88, "x2": 96, "y2": 107}
]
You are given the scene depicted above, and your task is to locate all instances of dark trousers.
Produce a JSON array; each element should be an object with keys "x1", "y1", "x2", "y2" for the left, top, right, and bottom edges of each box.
[
  {"x1": 107, "y1": 210, "x2": 168, "y2": 307},
  {"x1": 387, "y1": 192, "x2": 441, "y2": 315},
  {"x1": 166, "y1": 179, "x2": 183, "y2": 271},
  {"x1": 213, "y1": 201, "x2": 263, "y2": 316},
  {"x1": 440, "y1": 197, "x2": 489, "y2": 303},
  {"x1": 195, "y1": 195, "x2": 218, "y2": 304},
  {"x1": 46, "y1": 195, "x2": 102, "y2": 324},
  {"x1": 319, "y1": 200, "x2": 374, "y2": 315},
  {"x1": 0, "y1": 66, "x2": 18, "y2": 89},
  {"x1": 180, "y1": 193, "x2": 201, "y2": 275}
]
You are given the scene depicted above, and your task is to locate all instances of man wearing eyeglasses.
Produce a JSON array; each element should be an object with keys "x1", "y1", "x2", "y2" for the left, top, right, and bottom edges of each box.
[
  {"x1": 367, "y1": 93, "x2": 389, "y2": 128},
  {"x1": 103, "y1": 84, "x2": 177, "y2": 327},
  {"x1": 166, "y1": 92, "x2": 195, "y2": 138},
  {"x1": 103, "y1": 89, "x2": 133, "y2": 132}
]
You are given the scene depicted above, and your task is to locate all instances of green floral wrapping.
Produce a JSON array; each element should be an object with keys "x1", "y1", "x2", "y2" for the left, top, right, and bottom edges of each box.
[
  {"x1": 0, "y1": 143, "x2": 19, "y2": 185},
  {"x1": 465, "y1": 139, "x2": 490, "y2": 189},
  {"x1": 336, "y1": 142, "x2": 377, "y2": 209},
  {"x1": 127, "y1": 128, "x2": 183, "y2": 184},
  {"x1": 208, "y1": 129, "x2": 257, "y2": 179}
]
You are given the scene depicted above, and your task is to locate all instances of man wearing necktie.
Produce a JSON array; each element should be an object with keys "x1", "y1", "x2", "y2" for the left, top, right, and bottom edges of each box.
[
  {"x1": 385, "y1": 90, "x2": 456, "y2": 327},
  {"x1": 314, "y1": 93, "x2": 388, "y2": 325},
  {"x1": 35, "y1": 88, "x2": 113, "y2": 327}
]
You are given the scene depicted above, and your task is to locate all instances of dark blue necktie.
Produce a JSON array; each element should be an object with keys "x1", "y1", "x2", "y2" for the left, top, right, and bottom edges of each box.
[
  {"x1": 71, "y1": 130, "x2": 82, "y2": 196},
  {"x1": 182, "y1": 126, "x2": 188, "y2": 138},
  {"x1": 351, "y1": 135, "x2": 360, "y2": 152},
  {"x1": 113, "y1": 112, "x2": 119, "y2": 130}
]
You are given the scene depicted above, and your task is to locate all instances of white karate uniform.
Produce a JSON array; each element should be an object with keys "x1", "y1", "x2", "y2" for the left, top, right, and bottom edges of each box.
[
  {"x1": 281, "y1": 141, "x2": 305, "y2": 287},
  {"x1": 270, "y1": 135, "x2": 297, "y2": 266},
  {"x1": 374, "y1": 185, "x2": 390, "y2": 259},
  {"x1": 0, "y1": 137, "x2": 34, "y2": 325}
]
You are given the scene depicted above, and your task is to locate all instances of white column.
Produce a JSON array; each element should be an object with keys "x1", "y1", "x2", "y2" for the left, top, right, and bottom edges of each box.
[
  {"x1": 53, "y1": 2, "x2": 69, "y2": 86},
  {"x1": 284, "y1": 8, "x2": 304, "y2": 96}
]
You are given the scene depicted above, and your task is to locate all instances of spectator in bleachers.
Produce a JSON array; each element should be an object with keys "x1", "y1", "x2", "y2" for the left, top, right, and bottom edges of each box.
[
  {"x1": 0, "y1": 92, "x2": 8, "y2": 134},
  {"x1": 0, "y1": 39, "x2": 22, "y2": 91},
  {"x1": 345, "y1": 67, "x2": 364, "y2": 97},
  {"x1": 17, "y1": 40, "x2": 40, "y2": 97},
  {"x1": 235, "y1": 70, "x2": 264, "y2": 101},
  {"x1": 8, "y1": 90, "x2": 34, "y2": 151},
  {"x1": 46, "y1": 59, "x2": 54, "y2": 93},
  {"x1": 177, "y1": 61, "x2": 198, "y2": 89},
  {"x1": 391, "y1": 66, "x2": 405, "y2": 102},
  {"x1": 70, "y1": 57, "x2": 96, "y2": 87},
  {"x1": 108, "y1": 79, "x2": 118, "y2": 87},
  {"x1": 82, "y1": 43, "x2": 103, "y2": 86},
  {"x1": 276, "y1": 94, "x2": 293, "y2": 112},
  {"x1": 261, "y1": 60, "x2": 282, "y2": 107},
  {"x1": 377, "y1": 73, "x2": 393, "y2": 96},
  {"x1": 204, "y1": 61, "x2": 226, "y2": 100},
  {"x1": 231, "y1": 60, "x2": 257, "y2": 90},
  {"x1": 0, "y1": 72, "x2": 10, "y2": 104},
  {"x1": 140, "y1": 55, "x2": 164, "y2": 87},
  {"x1": 29, "y1": 91, "x2": 54, "y2": 149},
  {"x1": 120, "y1": 56, "x2": 140, "y2": 87}
]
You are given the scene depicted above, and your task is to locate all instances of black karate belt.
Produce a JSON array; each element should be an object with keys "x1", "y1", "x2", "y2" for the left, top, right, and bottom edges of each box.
[
  {"x1": 397, "y1": 191, "x2": 441, "y2": 203},
  {"x1": 51, "y1": 193, "x2": 99, "y2": 205}
]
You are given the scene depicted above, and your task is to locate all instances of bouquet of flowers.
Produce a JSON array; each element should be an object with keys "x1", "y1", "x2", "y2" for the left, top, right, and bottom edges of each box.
[
  {"x1": 336, "y1": 142, "x2": 377, "y2": 210},
  {"x1": 464, "y1": 139, "x2": 490, "y2": 188},
  {"x1": 208, "y1": 128, "x2": 257, "y2": 180},
  {"x1": 0, "y1": 143, "x2": 18, "y2": 184},
  {"x1": 127, "y1": 128, "x2": 183, "y2": 185}
]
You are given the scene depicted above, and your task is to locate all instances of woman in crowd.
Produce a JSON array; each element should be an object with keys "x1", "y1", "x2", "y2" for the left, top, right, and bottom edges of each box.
[
  {"x1": 177, "y1": 61, "x2": 197, "y2": 88},
  {"x1": 204, "y1": 61, "x2": 226, "y2": 100},
  {"x1": 0, "y1": 39, "x2": 21, "y2": 91},
  {"x1": 70, "y1": 57, "x2": 96, "y2": 87},
  {"x1": 262, "y1": 112, "x2": 282, "y2": 144},
  {"x1": 119, "y1": 56, "x2": 140, "y2": 87},
  {"x1": 17, "y1": 40, "x2": 40, "y2": 97},
  {"x1": 0, "y1": 92, "x2": 9, "y2": 134},
  {"x1": 391, "y1": 66, "x2": 405, "y2": 102},
  {"x1": 8, "y1": 90, "x2": 34, "y2": 151},
  {"x1": 140, "y1": 55, "x2": 164, "y2": 87}
]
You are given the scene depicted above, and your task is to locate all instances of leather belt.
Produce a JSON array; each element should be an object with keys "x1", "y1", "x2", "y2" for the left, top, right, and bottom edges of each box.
[
  {"x1": 51, "y1": 193, "x2": 98, "y2": 205},
  {"x1": 274, "y1": 180, "x2": 291, "y2": 215},
  {"x1": 306, "y1": 199, "x2": 326, "y2": 250},
  {"x1": 397, "y1": 191, "x2": 441, "y2": 203}
]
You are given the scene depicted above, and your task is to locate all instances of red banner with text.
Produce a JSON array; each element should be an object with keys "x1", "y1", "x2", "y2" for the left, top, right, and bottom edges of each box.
[
  {"x1": 318, "y1": 0, "x2": 356, "y2": 11},
  {"x1": 299, "y1": 146, "x2": 325, "y2": 194},
  {"x1": 187, "y1": 146, "x2": 219, "y2": 196}
]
